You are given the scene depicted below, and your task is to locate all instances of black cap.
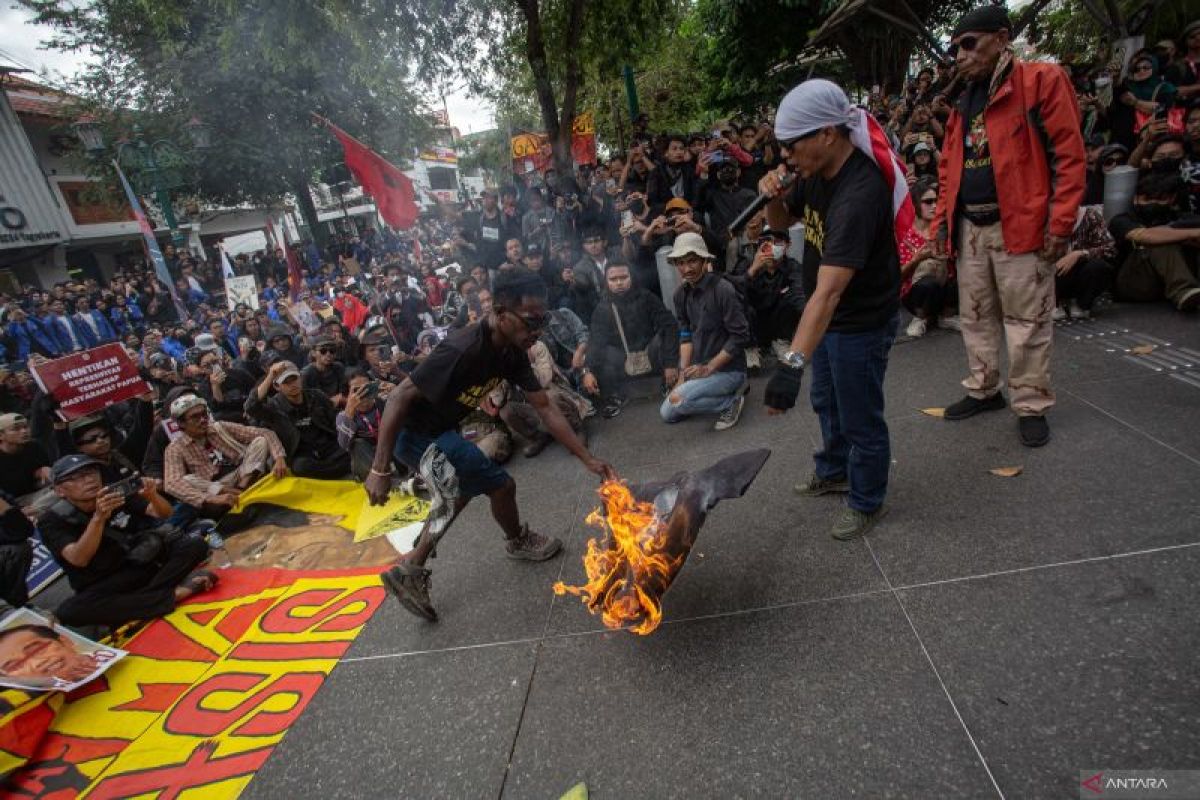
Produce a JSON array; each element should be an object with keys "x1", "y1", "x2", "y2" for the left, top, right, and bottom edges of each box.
[
  {"x1": 952, "y1": 6, "x2": 1012, "y2": 39},
  {"x1": 51, "y1": 454, "x2": 101, "y2": 484},
  {"x1": 525, "y1": 243, "x2": 544, "y2": 258}
]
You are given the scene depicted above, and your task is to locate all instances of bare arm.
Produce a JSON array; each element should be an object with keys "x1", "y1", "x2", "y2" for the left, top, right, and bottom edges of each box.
[
  {"x1": 527, "y1": 389, "x2": 614, "y2": 479},
  {"x1": 787, "y1": 265, "x2": 857, "y2": 360}
]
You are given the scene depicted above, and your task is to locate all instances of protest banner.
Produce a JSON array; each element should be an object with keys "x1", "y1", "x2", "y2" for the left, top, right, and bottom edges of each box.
[
  {"x1": 0, "y1": 568, "x2": 386, "y2": 798},
  {"x1": 283, "y1": 299, "x2": 322, "y2": 336},
  {"x1": 30, "y1": 343, "x2": 151, "y2": 421},
  {"x1": 25, "y1": 531, "x2": 61, "y2": 598},
  {"x1": 225, "y1": 275, "x2": 260, "y2": 311},
  {"x1": 0, "y1": 608, "x2": 127, "y2": 692}
]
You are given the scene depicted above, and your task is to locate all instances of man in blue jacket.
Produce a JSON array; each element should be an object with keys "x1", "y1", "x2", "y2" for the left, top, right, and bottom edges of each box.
[{"x1": 71, "y1": 298, "x2": 117, "y2": 348}]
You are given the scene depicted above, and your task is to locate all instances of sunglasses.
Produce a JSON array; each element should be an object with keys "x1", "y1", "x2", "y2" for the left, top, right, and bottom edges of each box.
[
  {"x1": 78, "y1": 431, "x2": 110, "y2": 445},
  {"x1": 779, "y1": 128, "x2": 822, "y2": 150},
  {"x1": 516, "y1": 310, "x2": 549, "y2": 332},
  {"x1": 948, "y1": 34, "x2": 987, "y2": 58},
  {"x1": 920, "y1": 197, "x2": 938, "y2": 205}
]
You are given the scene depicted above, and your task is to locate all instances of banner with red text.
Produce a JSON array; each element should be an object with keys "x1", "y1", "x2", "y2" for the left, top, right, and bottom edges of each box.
[
  {"x1": 0, "y1": 568, "x2": 385, "y2": 799},
  {"x1": 30, "y1": 343, "x2": 151, "y2": 421}
]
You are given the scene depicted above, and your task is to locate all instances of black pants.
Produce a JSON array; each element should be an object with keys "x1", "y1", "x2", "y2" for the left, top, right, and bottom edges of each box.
[
  {"x1": 750, "y1": 302, "x2": 802, "y2": 348},
  {"x1": 1056, "y1": 258, "x2": 1113, "y2": 310},
  {"x1": 594, "y1": 333, "x2": 667, "y2": 398},
  {"x1": 0, "y1": 541, "x2": 32, "y2": 607},
  {"x1": 292, "y1": 447, "x2": 353, "y2": 480},
  {"x1": 56, "y1": 535, "x2": 209, "y2": 628},
  {"x1": 903, "y1": 276, "x2": 957, "y2": 319}
]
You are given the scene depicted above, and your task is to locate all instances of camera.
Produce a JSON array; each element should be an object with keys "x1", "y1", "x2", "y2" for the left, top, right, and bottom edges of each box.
[
  {"x1": 362, "y1": 381, "x2": 381, "y2": 400},
  {"x1": 107, "y1": 474, "x2": 142, "y2": 500}
]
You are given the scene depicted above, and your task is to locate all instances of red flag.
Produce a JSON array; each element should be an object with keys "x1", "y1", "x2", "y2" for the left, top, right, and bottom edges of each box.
[
  {"x1": 318, "y1": 116, "x2": 420, "y2": 230},
  {"x1": 285, "y1": 245, "x2": 304, "y2": 302},
  {"x1": 849, "y1": 109, "x2": 915, "y2": 250}
]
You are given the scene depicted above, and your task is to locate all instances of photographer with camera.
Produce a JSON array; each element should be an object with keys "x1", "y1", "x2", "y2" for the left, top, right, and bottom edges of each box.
[
  {"x1": 39, "y1": 454, "x2": 214, "y2": 630},
  {"x1": 337, "y1": 370, "x2": 394, "y2": 481}
]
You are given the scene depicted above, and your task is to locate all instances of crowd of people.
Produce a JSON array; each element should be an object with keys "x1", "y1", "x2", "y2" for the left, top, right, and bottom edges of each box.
[{"x1": 0, "y1": 9, "x2": 1198, "y2": 631}]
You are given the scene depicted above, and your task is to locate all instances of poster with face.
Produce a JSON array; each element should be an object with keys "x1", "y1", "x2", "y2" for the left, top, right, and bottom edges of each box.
[
  {"x1": 0, "y1": 607, "x2": 127, "y2": 692},
  {"x1": 225, "y1": 275, "x2": 260, "y2": 311}
]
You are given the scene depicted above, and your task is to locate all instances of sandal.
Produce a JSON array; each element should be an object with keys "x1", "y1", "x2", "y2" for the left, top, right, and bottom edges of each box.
[{"x1": 182, "y1": 569, "x2": 219, "y2": 595}]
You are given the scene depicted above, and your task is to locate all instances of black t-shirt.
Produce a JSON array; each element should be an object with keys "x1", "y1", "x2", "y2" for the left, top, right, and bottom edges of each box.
[
  {"x1": 958, "y1": 80, "x2": 999, "y2": 208},
  {"x1": 785, "y1": 149, "x2": 900, "y2": 332},
  {"x1": 0, "y1": 443, "x2": 50, "y2": 498},
  {"x1": 405, "y1": 320, "x2": 540, "y2": 436},
  {"x1": 39, "y1": 495, "x2": 154, "y2": 589},
  {"x1": 283, "y1": 393, "x2": 339, "y2": 456},
  {"x1": 302, "y1": 362, "x2": 346, "y2": 399}
]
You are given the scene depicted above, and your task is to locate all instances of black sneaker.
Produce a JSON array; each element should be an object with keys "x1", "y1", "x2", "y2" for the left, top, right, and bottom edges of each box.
[
  {"x1": 381, "y1": 563, "x2": 437, "y2": 621},
  {"x1": 505, "y1": 524, "x2": 563, "y2": 561},
  {"x1": 944, "y1": 393, "x2": 1006, "y2": 421},
  {"x1": 714, "y1": 392, "x2": 746, "y2": 431},
  {"x1": 1018, "y1": 415, "x2": 1050, "y2": 447},
  {"x1": 601, "y1": 395, "x2": 629, "y2": 419}
]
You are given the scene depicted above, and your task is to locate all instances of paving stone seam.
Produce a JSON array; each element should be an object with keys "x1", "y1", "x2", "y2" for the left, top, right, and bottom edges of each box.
[
  {"x1": 863, "y1": 537, "x2": 1007, "y2": 800},
  {"x1": 1063, "y1": 388, "x2": 1200, "y2": 469}
]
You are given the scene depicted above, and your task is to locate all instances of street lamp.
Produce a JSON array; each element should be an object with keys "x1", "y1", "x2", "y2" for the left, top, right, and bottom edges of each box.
[{"x1": 71, "y1": 115, "x2": 212, "y2": 246}]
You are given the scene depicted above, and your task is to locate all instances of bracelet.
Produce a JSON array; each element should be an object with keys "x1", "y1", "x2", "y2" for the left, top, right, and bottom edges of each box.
[{"x1": 369, "y1": 467, "x2": 395, "y2": 478}]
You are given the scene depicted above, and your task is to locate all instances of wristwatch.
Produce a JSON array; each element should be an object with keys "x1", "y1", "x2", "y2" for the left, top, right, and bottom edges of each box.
[{"x1": 782, "y1": 350, "x2": 806, "y2": 370}]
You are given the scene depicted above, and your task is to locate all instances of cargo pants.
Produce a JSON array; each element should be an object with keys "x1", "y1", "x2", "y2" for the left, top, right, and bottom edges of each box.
[{"x1": 956, "y1": 219, "x2": 1055, "y2": 417}]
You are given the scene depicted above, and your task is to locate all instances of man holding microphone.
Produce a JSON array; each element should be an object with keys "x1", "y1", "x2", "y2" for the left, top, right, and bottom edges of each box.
[{"x1": 757, "y1": 79, "x2": 905, "y2": 541}]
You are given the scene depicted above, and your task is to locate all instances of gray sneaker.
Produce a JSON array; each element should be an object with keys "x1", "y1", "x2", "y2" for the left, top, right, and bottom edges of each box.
[
  {"x1": 794, "y1": 473, "x2": 850, "y2": 496},
  {"x1": 831, "y1": 506, "x2": 888, "y2": 540},
  {"x1": 505, "y1": 524, "x2": 563, "y2": 561},
  {"x1": 714, "y1": 393, "x2": 746, "y2": 431},
  {"x1": 381, "y1": 562, "x2": 437, "y2": 621}
]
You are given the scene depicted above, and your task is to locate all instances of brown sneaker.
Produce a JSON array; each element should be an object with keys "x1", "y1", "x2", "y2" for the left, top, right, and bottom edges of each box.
[
  {"x1": 381, "y1": 562, "x2": 437, "y2": 621},
  {"x1": 505, "y1": 524, "x2": 563, "y2": 561}
]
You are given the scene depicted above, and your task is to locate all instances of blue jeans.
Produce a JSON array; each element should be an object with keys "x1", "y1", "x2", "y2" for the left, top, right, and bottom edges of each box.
[
  {"x1": 810, "y1": 315, "x2": 899, "y2": 513},
  {"x1": 393, "y1": 429, "x2": 510, "y2": 498},
  {"x1": 660, "y1": 370, "x2": 747, "y2": 423}
]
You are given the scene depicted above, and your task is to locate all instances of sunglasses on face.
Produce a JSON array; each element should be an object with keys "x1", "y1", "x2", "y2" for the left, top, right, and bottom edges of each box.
[
  {"x1": 921, "y1": 197, "x2": 938, "y2": 205},
  {"x1": 780, "y1": 128, "x2": 821, "y2": 150},
  {"x1": 948, "y1": 34, "x2": 985, "y2": 58},
  {"x1": 515, "y1": 310, "x2": 549, "y2": 332}
]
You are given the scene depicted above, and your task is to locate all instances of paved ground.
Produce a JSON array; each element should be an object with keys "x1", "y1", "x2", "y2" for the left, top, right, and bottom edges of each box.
[{"x1": 130, "y1": 305, "x2": 1200, "y2": 797}]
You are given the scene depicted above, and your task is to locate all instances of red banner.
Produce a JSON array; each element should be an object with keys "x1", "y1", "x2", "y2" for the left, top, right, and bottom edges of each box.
[{"x1": 30, "y1": 344, "x2": 150, "y2": 421}]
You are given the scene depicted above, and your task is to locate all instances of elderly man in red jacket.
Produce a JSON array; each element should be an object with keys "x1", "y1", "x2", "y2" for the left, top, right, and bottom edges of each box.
[{"x1": 933, "y1": 6, "x2": 1085, "y2": 448}]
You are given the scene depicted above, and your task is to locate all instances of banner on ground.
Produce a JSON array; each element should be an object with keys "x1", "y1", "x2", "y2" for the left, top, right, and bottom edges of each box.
[
  {"x1": 510, "y1": 112, "x2": 597, "y2": 175},
  {"x1": 0, "y1": 568, "x2": 386, "y2": 798},
  {"x1": 225, "y1": 275, "x2": 260, "y2": 311},
  {"x1": 30, "y1": 343, "x2": 151, "y2": 421},
  {"x1": 0, "y1": 608, "x2": 127, "y2": 693}
]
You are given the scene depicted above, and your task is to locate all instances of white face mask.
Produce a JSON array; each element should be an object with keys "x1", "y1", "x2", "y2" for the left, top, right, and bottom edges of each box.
[{"x1": 770, "y1": 244, "x2": 786, "y2": 260}]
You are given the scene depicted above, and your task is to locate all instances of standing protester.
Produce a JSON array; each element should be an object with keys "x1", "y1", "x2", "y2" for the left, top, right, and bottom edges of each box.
[
  {"x1": 932, "y1": 6, "x2": 1086, "y2": 447},
  {"x1": 759, "y1": 79, "x2": 903, "y2": 541},
  {"x1": 364, "y1": 270, "x2": 615, "y2": 622}
]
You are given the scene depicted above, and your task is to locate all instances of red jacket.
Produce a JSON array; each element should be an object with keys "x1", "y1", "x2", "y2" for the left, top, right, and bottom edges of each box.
[{"x1": 934, "y1": 59, "x2": 1086, "y2": 256}]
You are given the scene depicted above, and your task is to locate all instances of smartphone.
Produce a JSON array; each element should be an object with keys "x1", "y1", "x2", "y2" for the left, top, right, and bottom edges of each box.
[
  {"x1": 362, "y1": 381, "x2": 380, "y2": 399},
  {"x1": 709, "y1": 151, "x2": 726, "y2": 164},
  {"x1": 621, "y1": 210, "x2": 634, "y2": 228},
  {"x1": 107, "y1": 474, "x2": 142, "y2": 499}
]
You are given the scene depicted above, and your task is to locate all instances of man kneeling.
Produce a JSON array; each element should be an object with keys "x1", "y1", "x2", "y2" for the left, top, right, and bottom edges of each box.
[{"x1": 38, "y1": 455, "x2": 214, "y2": 630}]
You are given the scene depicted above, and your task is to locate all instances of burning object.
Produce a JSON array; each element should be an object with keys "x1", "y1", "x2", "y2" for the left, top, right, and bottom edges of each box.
[{"x1": 554, "y1": 449, "x2": 771, "y2": 635}]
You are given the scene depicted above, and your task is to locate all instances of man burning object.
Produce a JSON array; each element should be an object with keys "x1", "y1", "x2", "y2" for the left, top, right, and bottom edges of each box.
[{"x1": 555, "y1": 449, "x2": 771, "y2": 635}]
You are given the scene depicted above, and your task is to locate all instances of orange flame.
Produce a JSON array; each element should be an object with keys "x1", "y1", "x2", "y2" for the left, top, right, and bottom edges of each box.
[{"x1": 553, "y1": 480, "x2": 681, "y2": 635}]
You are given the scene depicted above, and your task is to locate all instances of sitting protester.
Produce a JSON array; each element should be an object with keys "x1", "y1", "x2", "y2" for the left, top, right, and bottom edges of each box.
[
  {"x1": 0, "y1": 491, "x2": 33, "y2": 608},
  {"x1": 163, "y1": 396, "x2": 287, "y2": 518},
  {"x1": 660, "y1": 233, "x2": 752, "y2": 431},
  {"x1": 301, "y1": 335, "x2": 348, "y2": 406},
  {"x1": 1053, "y1": 205, "x2": 1118, "y2": 321},
  {"x1": 498, "y1": 340, "x2": 592, "y2": 457},
  {"x1": 1108, "y1": 171, "x2": 1200, "y2": 312},
  {"x1": 245, "y1": 361, "x2": 352, "y2": 479},
  {"x1": 39, "y1": 454, "x2": 213, "y2": 629},
  {"x1": 582, "y1": 260, "x2": 680, "y2": 418},
  {"x1": 336, "y1": 369, "x2": 394, "y2": 481},
  {"x1": 729, "y1": 227, "x2": 807, "y2": 357},
  {"x1": 897, "y1": 178, "x2": 957, "y2": 337},
  {"x1": 0, "y1": 413, "x2": 51, "y2": 502},
  {"x1": 189, "y1": 342, "x2": 256, "y2": 423}
]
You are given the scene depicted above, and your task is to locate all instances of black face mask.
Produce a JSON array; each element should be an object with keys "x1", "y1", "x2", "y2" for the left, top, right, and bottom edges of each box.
[
  {"x1": 1151, "y1": 157, "x2": 1184, "y2": 174},
  {"x1": 1134, "y1": 202, "x2": 1177, "y2": 226}
]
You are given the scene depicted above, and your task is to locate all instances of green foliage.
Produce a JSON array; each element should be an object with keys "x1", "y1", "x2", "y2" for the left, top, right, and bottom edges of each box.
[
  {"x1": 20, "y1": 0, "x2": 435, "y2": 215},
  {"x1": 1028, "y1": 0, "x2": 1197, "y2": 66}
]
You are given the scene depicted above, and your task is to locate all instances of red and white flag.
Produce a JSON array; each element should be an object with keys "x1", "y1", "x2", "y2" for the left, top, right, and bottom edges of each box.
[{"x1": 849, "y1": 109, "x2": 916, "y2": 249}]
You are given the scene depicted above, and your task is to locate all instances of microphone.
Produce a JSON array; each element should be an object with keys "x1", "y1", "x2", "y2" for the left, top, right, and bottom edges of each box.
[{"x1": 728, "y1": 172, "x2": 796, "y2": 236}]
